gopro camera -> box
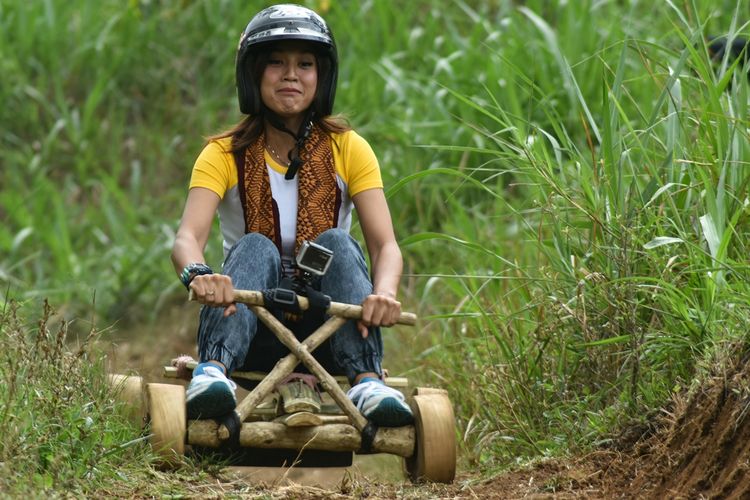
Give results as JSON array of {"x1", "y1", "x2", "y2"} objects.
[{"x1": 295, "y1": 240, "x2": 333, "y2": 277}]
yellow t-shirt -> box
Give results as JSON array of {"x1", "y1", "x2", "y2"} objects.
[{"x1": 189, "y1": 130, "x2": 383, "y2": 261}]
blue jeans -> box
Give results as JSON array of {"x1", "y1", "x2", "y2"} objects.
[{"x1": 197, "y1": 229, "x2": 384, "y2": 384}]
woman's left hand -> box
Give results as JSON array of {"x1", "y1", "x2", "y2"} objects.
[{"x1": 357, "y1": 292, "x2": 402, "y2": 338}]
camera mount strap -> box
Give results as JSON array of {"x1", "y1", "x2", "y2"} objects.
[
  {"x1": 261, "y1": 279, "x2": 331, "y2": 317},
  {"x1": 302, "y1": 284, "x2": 331, "y2": 313},
  {"x1": 262, "y1": 278, "x2": 304, "y2": 315}
]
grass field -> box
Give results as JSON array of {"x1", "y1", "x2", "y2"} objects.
[{"x1": 2, "y1": 0, "x2": 750, "y2": 494}]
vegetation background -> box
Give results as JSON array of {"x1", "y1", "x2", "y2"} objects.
[{"x1": 1, "y1": 0, "x2": 749, "y2": 495}]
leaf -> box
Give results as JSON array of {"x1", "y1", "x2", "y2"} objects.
[
  {"x1": 644, "y1": 182, "x2": 684, "y2": 208},
  {"x1": 643, "y1": 236, "x2": 684, "y2": 250},
  {"x1": 400, "y1": 231, "x2": 520, "y2": 271},
  {"x1": 576, "y1": 335, "x2": 631, "y2": 348},
  {"x1": 519, "y1": 6, "x2": 601, "y2": 143},
  {"x1": 11, "y1": 227, "x2": 34, "y2": 252},
  {"x1": 699, "y1": 213, "x2": 721, "y2": 259},
  {"x1": 386, "y1": 167, "x2": 502, "y2": 200}
]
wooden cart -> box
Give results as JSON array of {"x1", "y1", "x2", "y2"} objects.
[{"x1": 110, "y1": 288, "x2": 456, "y2": 483}]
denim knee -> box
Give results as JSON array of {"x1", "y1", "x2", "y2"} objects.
[
  {"x1": 316, "y1": 229, "x2": 366, "y2": 274},
  {"x1": 226, "y1": 233, "x2": 279, "y2": 264},
  {"x1": 315, "y1": 228, "x2": 359, "y2": 254},
  {"x1": 224, "y1": 233, "x2": 281, "y2": 282}
]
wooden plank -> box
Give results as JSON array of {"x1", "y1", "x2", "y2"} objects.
[
  {"x1": 272, "y1": 413, "x2": 351, "y2": 427},
  {"x1": 273, "y1": 412, "x2": 323, "y2": 427},
  {"x1": 188, "y1": 420, "x2": 415, "y2": 457}
]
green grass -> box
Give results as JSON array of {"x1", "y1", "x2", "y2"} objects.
[
  {"x1": 0, "y1": 298, "x2": 244, "y2": 496},
  {"x1": 2, "y1": 0, "x2": 750, "y2": 490},
  {"x1": 0, "y1": 299, "x2": 146, "y2": 495},
  {"x1": 401, "y1": 0, "x2": 750, "y2": 464}
]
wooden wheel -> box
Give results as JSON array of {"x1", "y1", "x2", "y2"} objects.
[
  {"x1": 108, "y1": 374, "x2": 146, "y2": 427},
  {"x1": 404, "y1": 388, "x2": 456, "y2": 483},
  {"x1": 146, "y1": 383, "x2": 186, "y2": 464}
]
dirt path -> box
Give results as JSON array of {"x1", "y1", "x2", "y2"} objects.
[{"x1": 108, "y1": 305, "x2": 750, "y2": 499}]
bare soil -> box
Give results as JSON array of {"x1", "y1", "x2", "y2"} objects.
[
  {"x1": 109, "y1": 306, "x2": 750, "y2": 499},
  {"x1": 465, "y1": 352, "x2": 750, "y2": 499}
]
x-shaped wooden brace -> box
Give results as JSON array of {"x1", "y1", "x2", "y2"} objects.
[{"x1": 214, "y1": 289, "x2": 417, "y2": 442}]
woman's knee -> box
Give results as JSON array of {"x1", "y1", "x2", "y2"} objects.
[
  {"x1": 315, "y1": 228, "x2": 359, "y2": 255},
  {"x1": 227, "y1": 233, "x2": 280, "y2": 266},
  {"x1": 223, "y1": 233, "x2": 282, "y2": 291},
  {"x1": 234, "y1": 232, "x2": 278, "y2": 252},
  {"x1": 316, "y1": 230, "x2": 370, "y2": 289}
]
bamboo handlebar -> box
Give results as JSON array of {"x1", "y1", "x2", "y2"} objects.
[{"x1": 189, "y1": 288, "x2": 417, "y2": 326}]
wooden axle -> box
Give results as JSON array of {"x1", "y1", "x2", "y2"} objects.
[{"x1": 188, "y1": 420, "x2": 416, "y2": 457}]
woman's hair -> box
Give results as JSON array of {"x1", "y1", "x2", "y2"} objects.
[
  {"x1": 208, "y1": 49, "x2": 350, "y2": 153},
  {"x1": 207, "y1": 114, "x2": 350, "y2": 154}
]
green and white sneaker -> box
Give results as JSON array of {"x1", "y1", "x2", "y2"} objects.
[
  {"x1": 186, "y1": 362, "x2": 237, "y2": 420},
  {"x1": 347, "y1": 377, "x2": 414, "y2": 427}
]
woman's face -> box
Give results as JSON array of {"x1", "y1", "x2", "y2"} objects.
[{"x1": 260, "y1": 42, "x2": 318, "y2": 122}]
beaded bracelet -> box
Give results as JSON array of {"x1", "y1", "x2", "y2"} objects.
[{"x1": 180, "y1": 263, "x2": 214, "y2": 290}]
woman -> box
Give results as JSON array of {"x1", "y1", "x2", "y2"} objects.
[{"x1": 171, "y1": 4, "x2": 413, "y2": 427}]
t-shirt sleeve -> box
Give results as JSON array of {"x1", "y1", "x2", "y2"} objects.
[
  {"x1": 189, "y1": 139, "x2": 234, "y2": 199},
  {"x1": 340, "y1": 131, "x2": 384, "y2": 197}
]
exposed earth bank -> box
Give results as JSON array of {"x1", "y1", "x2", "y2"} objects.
[{"x1": 469, "y1": 351, "x2": 750, "y2": 499}]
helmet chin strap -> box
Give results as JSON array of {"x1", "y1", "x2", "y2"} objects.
[{"x1": 263, "y1": 107, "x2": 315, "y2": 180}]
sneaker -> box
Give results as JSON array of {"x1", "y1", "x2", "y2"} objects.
[
  {"x1": 277, "y1": 378, "x2": 321, "y2": 414},
  {"x1": 186, "y1": 363, "x2": 237, "y2": 420},
  {"x1": 346, "y1": 377, "x2": 414, "y2": 427}
]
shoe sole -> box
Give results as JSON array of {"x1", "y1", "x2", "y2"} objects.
[
  {"x1": 186, "y1": 382, "x2": 236, "y2": 420},
  {"x1": 365, "y1": 397, "x2": 414, "y2": 427}
]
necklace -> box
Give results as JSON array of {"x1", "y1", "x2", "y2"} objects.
[{"x1": 266, "y1": 142, "x2": 290, "y2": 166}]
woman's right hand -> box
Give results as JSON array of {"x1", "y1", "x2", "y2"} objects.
[{"x1": 190, "y1": 273, "x2": 237, "y2": 317}]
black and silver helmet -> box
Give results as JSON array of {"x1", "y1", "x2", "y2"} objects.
[{"x1": 236, "y1": 4, "x2": 338, "y2": 116}]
